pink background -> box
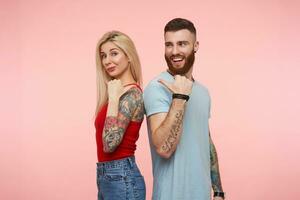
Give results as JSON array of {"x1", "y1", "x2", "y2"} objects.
[{"x1": 1, "y1": 0, "x2": 300, "y2": 199}]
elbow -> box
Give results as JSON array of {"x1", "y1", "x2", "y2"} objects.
[
  {"x1": 103, "y1": 146, "x2": 117, "y2": 153},
  {"x1": 155, "y1": 146, "x2": 173, "y2": 159},
  {"x1": 152, "y1": 132, "x2": 175, "y2": 159}
]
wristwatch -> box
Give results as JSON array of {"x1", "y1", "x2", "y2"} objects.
[
  {"x1": 214, "y1": 191, "x2": 225, "y2": 199},
  {"x1": 172, "y1": 93, "x2": 190, "y2": 101}
]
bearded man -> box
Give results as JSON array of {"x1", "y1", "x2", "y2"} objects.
[{"x1": 144, "y1": 18, "x2": 225, "y2": 200}]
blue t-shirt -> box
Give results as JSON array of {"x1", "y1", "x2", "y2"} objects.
[{"x1": 144, "y1": 71, "x2": 212, "y2": 200}]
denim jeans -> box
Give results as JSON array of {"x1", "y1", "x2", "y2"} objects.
[{"x1": 96, "y1": 156, "x2": 146, "y2": 200}]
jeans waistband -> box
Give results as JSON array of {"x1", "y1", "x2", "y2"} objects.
[{"x1": 97, "y1": 156, "x2": 135, "y2": 169}]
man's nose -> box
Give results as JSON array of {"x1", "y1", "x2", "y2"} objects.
[{"x1": 171, "y1": 45, "x2": 179, "y2": 55}]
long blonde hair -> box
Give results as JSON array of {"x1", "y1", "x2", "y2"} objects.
[{"x1": 95, "y1": 31, "x2": 142, "y2": 115}]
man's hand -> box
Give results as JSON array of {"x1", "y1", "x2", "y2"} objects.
[{"x1": 158, "y1": 75, "x2": 193, "y2": 95}]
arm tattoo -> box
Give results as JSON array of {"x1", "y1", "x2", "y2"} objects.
[
  {"x1": 161, "y1": 110, "x2": 184, "y2": 152},
  {"x1": 210, "y1": 138, "x2": 223, "y2": 192},
  {"x1": 102, "y1": 116, "x2": 127, "y2": 152},
  {"x1": 102, "y1": 88, "x2": 143, "y2": 153}
]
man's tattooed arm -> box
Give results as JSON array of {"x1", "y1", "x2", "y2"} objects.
[
  {"x1": 209, "y1": 135, "x2": 224, "y2": 193},
  {"x1": 149, "y1": 99, "x2": 186, "y2": 159},
  {"x1": 102, "y1": 88, "x2": 143, "y2": 153}
]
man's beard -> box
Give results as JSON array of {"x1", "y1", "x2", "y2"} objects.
[{"x1": 165, "y1": 51, "x2": 195, "y2": 75}]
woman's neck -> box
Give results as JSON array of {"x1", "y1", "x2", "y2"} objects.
[{"x1": 118, "y1": 70, "x2": 136, "y2": 86}]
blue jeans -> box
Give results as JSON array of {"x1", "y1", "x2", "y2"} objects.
[{"x1": 96, "y1": 156, "x2": 146, "y2": 200}]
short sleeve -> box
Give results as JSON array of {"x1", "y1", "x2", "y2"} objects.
[{"x1": 143, "y1": 80, "x2": 171, "y2": 117}]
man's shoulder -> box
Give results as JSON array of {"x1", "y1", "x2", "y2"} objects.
[
  {"x1": 144, "y1": 71, "x2": 170, "y2": 91},
  {"x1": 193, "y1": 80, "x2": 210, "y2": 94},
  {"x1": 143, "y1": 72, "x2": 172, "y2": 115}
]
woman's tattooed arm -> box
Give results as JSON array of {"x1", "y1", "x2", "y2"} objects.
[{"x1": 102, "y1": 88, "x2": 143, "y2": 153}]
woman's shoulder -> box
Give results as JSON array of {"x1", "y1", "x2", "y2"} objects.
[{"x1": 121, "y1": 86, "x2": 143, "y2": 102}]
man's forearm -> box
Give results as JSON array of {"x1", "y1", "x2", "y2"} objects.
[
  {"x1": 153, "y1": 99, "x2": 186, "y2": 158},
  {"x1": 210, "y1": 139, "x2": 223, "y2": 192}
]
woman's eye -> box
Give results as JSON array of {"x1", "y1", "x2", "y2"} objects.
[
  {"x1": 111, "y1": 52, "x2": 118, "y2": 56},
  {"x1": 100, "y1": 54, "x2": 106, "y2": 59}
]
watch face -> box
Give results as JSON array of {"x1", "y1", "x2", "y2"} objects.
[{"x1": 214, "y1": 192, "x2": 225, "y2": 198}]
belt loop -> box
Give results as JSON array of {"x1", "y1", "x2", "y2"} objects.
[
  {"x1": 97, "y1": 164, "x2": 104, "y2": 176},
  {"x1": 99, "y1": 167, "x2": 102, "y2": 175},
  {"x1": 127, "y1": 157, "x2": 134, "y2": 168}
]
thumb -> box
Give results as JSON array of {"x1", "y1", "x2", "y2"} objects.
[{"x1": 158, "y1": 79, "x2": 173, "y2": 92}]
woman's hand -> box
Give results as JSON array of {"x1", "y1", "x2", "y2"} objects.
[{"x1": 107, "y1": 79, "x2": 125, "y2": 101}]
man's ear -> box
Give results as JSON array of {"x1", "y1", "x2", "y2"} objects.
[{"x1": 194, "y1": 41, "x2": 199, "y2": 53}]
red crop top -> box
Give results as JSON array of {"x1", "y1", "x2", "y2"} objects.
[{"x1": 95, "y1": 84, "x2": 143, "y2": 162}]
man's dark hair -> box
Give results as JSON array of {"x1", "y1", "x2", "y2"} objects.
[{"x1": 164, "y1": 18, "x2": 196, "y2": 35}]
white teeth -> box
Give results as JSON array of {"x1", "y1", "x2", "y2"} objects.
[{"x1": 172, "y1": 58, "x2": 183, "y2": 62}]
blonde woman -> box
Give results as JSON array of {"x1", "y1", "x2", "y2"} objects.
[{"x1": 94, "y1": 31, "x2": 145, "y2": 200}]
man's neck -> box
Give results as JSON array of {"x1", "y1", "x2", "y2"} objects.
[
  {"x1": 167, "y1": 68, "x2": 194, "y2": 81},
  {"x1": 185, "y1": 68, "x2": 193, "y2": 80}
]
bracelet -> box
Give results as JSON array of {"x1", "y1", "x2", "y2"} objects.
[
  {"x1": 213, "y1": 191, "x2": 225, "y2": 198},
  {"x1": 172, "y1": 93, "x2": 190, "y2": 101}
]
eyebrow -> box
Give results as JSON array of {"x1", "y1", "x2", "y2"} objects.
[
  {"x1": 165, "y1": 41, "x2": 189, "y2": 45},
  {"x1": 100, "y1": 48, "x2": 119, "y2": 54},
  {"x1": 177, "y1": 41, "x2": 189, "y2": 44}
]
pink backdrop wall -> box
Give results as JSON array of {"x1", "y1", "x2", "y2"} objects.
[{"x1": 1, "y1": 0, "x2": 299, "y2": 199}]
